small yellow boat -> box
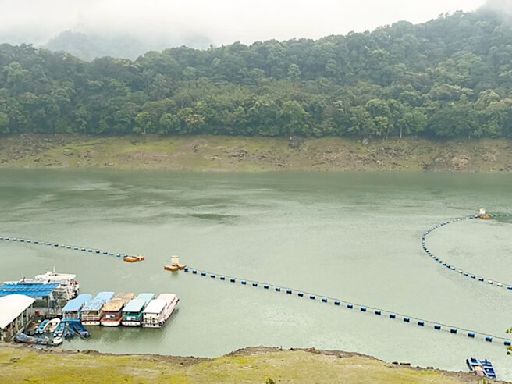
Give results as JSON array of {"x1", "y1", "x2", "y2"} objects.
[
  {"x1": 164, "y1": 255, "x2": 186, "y2": 272},
  {"x1": 123, "y1": 255, "x2": 145, "y2": 263},
  {"x1": 476, "y1": 208, "x2": 492, "y2": 220}
]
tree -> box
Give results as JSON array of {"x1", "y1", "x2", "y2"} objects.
[
  {"x1": 0, "y1": 112, "x2": 9, "y2": 134},
  {"x1": 134, "y1": 112, "x2": 151, "y2": 135}
]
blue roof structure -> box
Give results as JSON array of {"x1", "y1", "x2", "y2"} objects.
[
  {"x1": 81, "y1": 292, "x2": 115, "y2": 312},
  {"x1": 123, "y1": 293, "x2": 155, "y2": 313},
  {"x1": 62, "y1": 294, "x2": 92, "y2": 313},
  {"x1": 0, "y1": 283, "x2": 59, "y2": 298}
]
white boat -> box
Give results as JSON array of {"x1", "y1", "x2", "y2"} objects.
[
  {"x1": 143, "y1": 294, "x2": 179, "y2": 328},
  {"x1": 33, "y1": 271, "x2": 80, "y2": 301},
  {"x1": 47, "y1": 318, "x2": 61, "y2": 333}
]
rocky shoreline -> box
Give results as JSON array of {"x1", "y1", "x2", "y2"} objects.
[{"x1": 0, "y1": 134, "x2": 511, "y2": 172}]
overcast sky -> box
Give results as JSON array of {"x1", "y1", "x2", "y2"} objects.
[{"x1": 0, "y1": 0, "x2": 489, "y2": 45}]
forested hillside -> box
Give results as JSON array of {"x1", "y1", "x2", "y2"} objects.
[{"x1": 1, "y1": 10, "x2": 512, "y2": 139}]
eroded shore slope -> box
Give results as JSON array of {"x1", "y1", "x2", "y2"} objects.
[{"x1": 0, "y1": 135, "x2": 511, "y2": 172}]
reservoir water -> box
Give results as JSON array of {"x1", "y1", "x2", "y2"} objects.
[{"x1": 0, "y1": 170, "x2": 511, "y2": 379}]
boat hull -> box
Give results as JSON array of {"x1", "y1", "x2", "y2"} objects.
[
  {"x1": 121, "y1": 321, "x2": 142, "y2": 327},
  {"x1": 82, "y1": 321, "x2": 101, "y2": 326},
  {"x1": 101, "y1": 321, "x2": 121, "y2": 327}
]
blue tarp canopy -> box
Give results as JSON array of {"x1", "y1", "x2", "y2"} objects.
[
  {"x1": 62, "y1": 294, "x2": 92, "y2": 313},
  {"x1": 123, "y1": 294, "x2": 154, "y2": 313},
  {"x1": 0, "y1": 283, "x2": 59, "y2": 298}
]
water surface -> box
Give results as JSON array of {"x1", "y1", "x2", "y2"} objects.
[{"x1": 0, "y1": 170, "x2": 511, "y2": 379}]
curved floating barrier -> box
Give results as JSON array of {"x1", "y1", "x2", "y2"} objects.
[
  {"x1": 182, "y1": 266, "x2": 512, "y2": 348},
  {"x1": 421, "y1": 215, "x2": 512, "y2": 291}
]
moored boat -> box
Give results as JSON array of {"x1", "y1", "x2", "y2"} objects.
[
  {"x1": 123, "y1": 255, "x2": 145, "y2": 263},
  {"x1": 121, "y1": 293, "x2": 155, "y2": 326},
  {"x1": 100, "y1": 293, "x2": 135, "y2": 327},
  {"x1": 164, "y1": 255, "x2": 186, "y2": 272},
  {"x1": 467, "y1": 357, "x2": 497, "y2": 379},
  {"x1": 80, "y1": 292, "x2": 115, "y2": 325},
  {"x1": 143, "y1": 294, "x2": 179, "y2": 328},
  {"x1": 47, "y1": 318, "x2": 61, "y2": 333},
  {"x1": 62, "y1": 294, "x2": 92, "y2": 320}
]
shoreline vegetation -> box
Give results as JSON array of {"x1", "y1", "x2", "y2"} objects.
[
  {"x1": 0, "y1": 134, "x2": 511, "y2": 172},
  {"x1": 0, "y1": 345, "x2": 501, "y2": 383}
]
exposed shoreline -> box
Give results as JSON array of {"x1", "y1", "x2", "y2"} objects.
[
  {"x1": 0, "y1": 344, "x2": 505, "y2": 383},
  {"x1": 1, "y1": 134, "x2": 511, "y2": 172}
]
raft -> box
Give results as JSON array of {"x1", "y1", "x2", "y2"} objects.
[{"x1": 123, "y1": 255, "x2": 145, "y2": 263}]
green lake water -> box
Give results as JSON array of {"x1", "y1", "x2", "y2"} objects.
[{"x1": 0, "y1": 170, "x2": 511, "y2": 379}]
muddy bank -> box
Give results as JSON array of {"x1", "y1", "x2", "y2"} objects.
[{"x1": 1, "y1": 134, "x2": 511, "y2": 172}]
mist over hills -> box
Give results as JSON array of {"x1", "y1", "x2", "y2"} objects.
[{"x1": 44, "y1": 30, "x2": 212, "y2": 61}]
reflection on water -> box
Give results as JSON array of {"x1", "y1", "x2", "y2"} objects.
[{"x1": 0, "y1": 170, "x2": 511, "y2": 379}]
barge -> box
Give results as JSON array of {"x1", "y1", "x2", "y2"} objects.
[
  {"x1": 100, "y1": 293, "x2": 135, "y2": 327},
  {"x1": 121, "y1": 293, "x2": 155, "y2": 327},
  {"x1": 143, "y1": 294, "x2": 179, "y2": 328},
  {"x1": 80, "y1": 292, "x2": 115, "y2": 325}
]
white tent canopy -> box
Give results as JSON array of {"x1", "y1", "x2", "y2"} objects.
[{"x1": 0, "y1": 294, "x2": 35, "y2": 329}]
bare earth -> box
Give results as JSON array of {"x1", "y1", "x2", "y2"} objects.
[
  {"x1": 0, "y1": 345, "x2": 504, "y2": 384},
  {"x1": 0, "y1": 135, "x2": 511, "y2": 172}
]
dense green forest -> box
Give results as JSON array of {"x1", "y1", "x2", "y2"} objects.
[{"x1": 1, "y1": 10, "x2": 512, "y2": 139}]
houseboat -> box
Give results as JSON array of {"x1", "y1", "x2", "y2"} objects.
[
  {"x1": 121, "y1": 293, "x2": 155, "y2": 327},
  {"x1": 62, "y1": 294, "x2": 92, "y2": 320},
  {"x1": 143, "y1": 294, "x2": 179, "y2": 328},
  {"x1": 80, "y1": 292, "x2": 115, "y2": 325},
  {"x1": 100, "y1": 293, "x2": 134, "y2": 327},
  {"x1": 33, "y1": 271, "x2": 80, "y2": 301}
]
